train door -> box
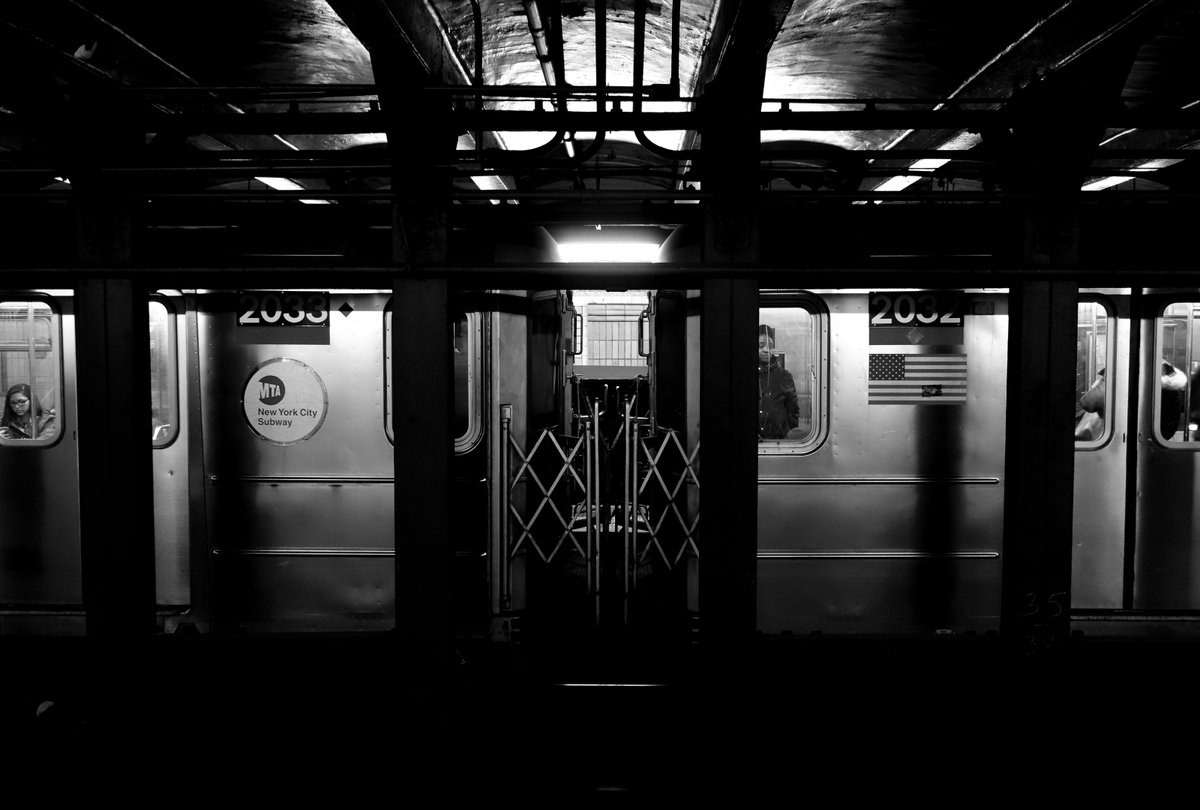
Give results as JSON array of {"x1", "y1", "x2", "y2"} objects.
[
  {"x1": 498, "y1": 288, "x2": 697, "y2": 641},
  {"x1": 1072, "y1": 290, "x2": 1200, "y2": 632},
  {"x1": 195, "y1": 289, "x2": 394, "y2": 633},
  {"x1": 1137, "y1": 296, "x2": 1200, "y2": 610},
  {"x1": 150, "y1": 292, "x2": 192, "y2": 630},
  {"x1": 449, "y1": 305, "x2": 489, "y2": 635},
  {"x1": 0, "y1": 293, "x2": 80, "y2": 634},
  {"x1": 756, "y1": 289, "x2": 1009, "y2": 636},
  {"x1": 1071, "y1": 295, "x2": 1127, "y2": 609}
]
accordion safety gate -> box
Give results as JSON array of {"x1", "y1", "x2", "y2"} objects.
[{"x1": 500, "y1": 394, "x2": 699, "y2": 633}]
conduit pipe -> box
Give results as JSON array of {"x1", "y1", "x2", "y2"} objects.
[
  {"x1": 524, "y1": 0, "x2": 576, "y2": 159},
  {"x1": 633, "y1": 0, "x2": 692, "y2": 160}
]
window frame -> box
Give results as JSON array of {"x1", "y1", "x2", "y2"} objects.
[
  {"x1": 0, "y1": 293, "x2": 64, "y2": 449},
  {"x1": 384, "y1": 304, "x2": 484, "y2": 455},
  {"x1": 1074, "y1": 295, "x2": 1116, "y2": 451},
  {"x1": 1153, "y1": 298, "x2": 1200, "y2": 449},
  {"x1": 757, "y1": 290, "x2": 829, "y2": 456},
  {"x1": 149, "y1": 293, "x2": 181, "y2": 449}
]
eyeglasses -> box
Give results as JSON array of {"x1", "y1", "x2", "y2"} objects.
[{"x1": 10, "y1": 398, "x2": 29, "y2": 406}]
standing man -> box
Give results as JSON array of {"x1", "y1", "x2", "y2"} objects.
[{"x1": 758, "y1": 324, "x2": 800, "y2": 439}]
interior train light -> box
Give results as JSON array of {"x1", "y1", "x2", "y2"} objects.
[{"x1": 557, "y1": 242, "x2": 660, "y2": 263}]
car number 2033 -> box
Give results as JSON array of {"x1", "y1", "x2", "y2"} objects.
[{"x1": 237, "y1": 291, "x2": 330, "y2": 327}]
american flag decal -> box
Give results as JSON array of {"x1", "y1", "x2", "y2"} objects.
[{"x1": 868, "y1": 353, "x2": 968, "y2": 404}]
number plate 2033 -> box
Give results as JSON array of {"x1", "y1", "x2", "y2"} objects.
[{"x1": 237, "y1": 291, "x2": 330, "y2": 328}]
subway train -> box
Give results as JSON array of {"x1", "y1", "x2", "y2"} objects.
[{"x1": 4, "y1": 276, "x2": 1200, "y2": 644}]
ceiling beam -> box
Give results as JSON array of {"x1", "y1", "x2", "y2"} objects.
[
  {"x1": 326, "y1": 0, "x2": 515, "y2": 191},
  {"x1": 871, "y1": 0, "x2": 1194, "y2": 188},
  {"x1": 325, "y1": 0, "x2": 475, "y2": 88},
  {"x1": 680, "y1": 0, "x2": 794, "y2": 158}
]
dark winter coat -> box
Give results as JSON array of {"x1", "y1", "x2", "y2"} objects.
[{"x1": 758, "y1": 360, "x2": 800, "y2": 439}]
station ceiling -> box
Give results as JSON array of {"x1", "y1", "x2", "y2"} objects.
[{"x1": 1, "y1": 1, "x2": 1198, "y2": 267}]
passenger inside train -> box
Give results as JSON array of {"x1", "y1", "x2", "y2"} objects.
[
  {"x1": 757, "y1": 324, "x2": 800, "y2": 440},
  {"x1": 1075, "y1": 368, "x2": 1105, "y2": 441},
  {"x1": 1161, "y1": 361, "x2": 1188, "y2": 439},
  {"x1": 0, "y1": 382, "x2": 56, "y2": 441}
]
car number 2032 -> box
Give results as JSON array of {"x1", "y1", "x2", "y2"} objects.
[
  {"x1": 869, "y1": 291, "x2": 963, "y2": 326},
  {"x1": 237, "y1": 291, "x2": 330, "y2": 327}
]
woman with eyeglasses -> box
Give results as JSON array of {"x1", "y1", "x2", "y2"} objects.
[{"x1": 0, "y1": 383, "x2": 57, "y2": 440}]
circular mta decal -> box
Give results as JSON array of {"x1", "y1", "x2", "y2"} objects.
[{"x1": 242, "y1": 358, "x2": 329, "y2": 445}]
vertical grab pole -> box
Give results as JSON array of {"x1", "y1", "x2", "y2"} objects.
[
  {"x1": 500, "y1": 405, "x2": 512, "y2": 612},
  {"x1": 630, "y1": 400, "x2": 640, "y2": 596},
  {"x1": 592, "y1": 398, "x2": 603, "y2": 626},
  {"x1": 623, "y1": 396, "x2": 634, "y2": 625},
  {"x1": 584, "y1": 403, "x2": 595, "y2": 605}
]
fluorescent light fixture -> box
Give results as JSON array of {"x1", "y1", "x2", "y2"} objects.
[
  {"x1": 1134, "y1": 158, "x2": 1183, "y2": 171},
  {"x1": 557, "y1": 241, "x2": 660, "y2": 263},
  {"x1": 1082, "y1": 158, "x2": 1184, "y2": 191},
  {"x1": 873, "y1": 158, "x2": 952, "y2": 194},
  {"x1": 874, "y1": 174, "x2": 923, "y2": 193},
  {"x1": 254, "y1": 176, "x2": 332, "y2": 204},
  {"x1": 1081, "y1": 175, "x2": 1134, "y2": 191},
  {"x1": 470, "y1": 173, "x2": 508, "y2": 204}
]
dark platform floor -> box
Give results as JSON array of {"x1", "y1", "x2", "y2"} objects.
[{"x1": 4, "y1": 632, "x2": 1198, "y2": 799}]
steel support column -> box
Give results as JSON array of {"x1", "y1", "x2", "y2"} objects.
[
  {"x1": 76, "y1": 277, "x2": 156, "y2": 639},
  {"x1": 1002, "y1": 280, "x2": 1078, "y2": 653},
  {"x1": 699, "y1": 279, "x2": 759, "y2": 648},
  {"x1": 374, "y1": 48, "x2": 455, "y2": 683},
  {"x1": 72, "y1": 80, "x2": 155, "y2": 641},
  {"x1": 393, "y1": 277, "x2": 452, "y2": 658}
]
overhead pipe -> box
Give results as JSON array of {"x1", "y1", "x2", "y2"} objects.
[
  {"x1": 479, "y1": 130, "x2": 607, "y2": 167},
  {"x1": 523, "y1": 0, "x2": 576, "y2": 159},
  {"x1": 468, "y1": 0, "x2": 483, "y2": 154},
  {"x1": 633, "y1": 0, "x2": 692, "y2": 160},
  {"x1": 671, "y1": 0, "x2": 680, "y2": 97},
  {"x1": 633, "y1": 0, "x2": 644, "y2": 106},
  {"x1": 596, "y1": 0, "x2": 605, "y2": 113}
]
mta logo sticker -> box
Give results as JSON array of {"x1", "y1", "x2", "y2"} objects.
[
  {"x1": 242, "y1": 358, "x2": 328, "y2": 445},
  {"x1": 258, "y1": 375, "x2": 286, "y2": 405}
]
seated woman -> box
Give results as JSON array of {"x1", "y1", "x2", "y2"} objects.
[
  {"x1": 1161, "y1": 361, "x2": 1188, "y2": 439},
  {"x1": 1075, "y1": 368, "x2": 1105, "y2": 441},
  {"x1": 0, "y1": 383, "x2": 57, "y2": 440}
]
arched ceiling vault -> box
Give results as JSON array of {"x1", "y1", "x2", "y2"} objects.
[{"x1": 0, "y1": 0, "x2": 1197, "y2": 262}]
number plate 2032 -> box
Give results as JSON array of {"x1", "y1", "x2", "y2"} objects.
[
  {"x1": 868, "y1": 290, "x2": 965, "y2": 347},
  {"x1": 237, "y1": 291, "x2": 330, "y2": 328}
]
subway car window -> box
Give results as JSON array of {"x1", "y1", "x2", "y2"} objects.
[
  {"x1": 757, "y1": 303, "x2": 822, "y2": 447},
  {"x1": 1074, "y1": 301, "x2": 1111, "y2": 445},
  {"x1": 149, "y1": 298, "x2": 178, "y2": 447},
  {"x1": 1157, "y1": 302, "x2": 1199, "y2": 444},
  {"x1": 385, "y1": 308, "x2": 481, "y2": 452},
  {"x1": 0, "y1": 299, "x2": 61, "y2": 445}
]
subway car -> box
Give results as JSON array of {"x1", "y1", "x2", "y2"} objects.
[{"x1": 5, "y1": 274, "x2": 1200, "y2": 646}]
